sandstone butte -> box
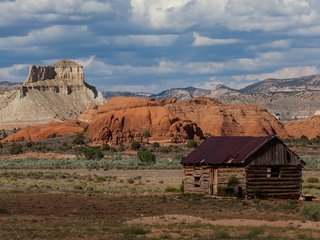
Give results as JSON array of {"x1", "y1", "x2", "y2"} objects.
[
  {"x1": 3, "y1": 96, "x2": 289, "y2": 144},
  {"x1": 284, "y1": 116, "x2": 320, "y2": 139},
  {"x1": 0, "y1": 60, "x2": 104, "y2": 129}
]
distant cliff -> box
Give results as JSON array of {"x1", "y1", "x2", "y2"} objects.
[{"x1": 0, "y1": 60, "x2": 104, "y2": 129}]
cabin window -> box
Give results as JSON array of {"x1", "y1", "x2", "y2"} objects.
[
  {"x1": 267, "y1": 167, "x2": 281, "y2": 178},
  {"x1": 287, "y1": 151, "x2": 291, "y2": 164},
  {"x1": 194, "y1": 176, "x2": 201, "y2": 187}
]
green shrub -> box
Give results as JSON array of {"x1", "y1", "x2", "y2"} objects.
[
  {"x1": 142, "y1": 130, "x2": 151, "y2": 138},
  {"x1": 25, "y1": 141, "x2": 34, "y2": 148},
  {"x1": 138, "y1": 149, "x2": 156, "y2": 165},
  {"x1": 76, "y1": 146, "x2": 104, "y2": 160},
  {"x1": 300, "y1": 203, "x2": 320, "y2": 221},
  {"x1": 118, "y1": 144, "x2": 125, "y2": 152},
  {"x1": 0, "y1": 142, "x2": 3, "y2": 148},
  {"x1": 186, "y1": 139, "x2": 197, "y2": 148},
  {"x1": 152, "y1": 142, "x2": 160, "y2": 148},
  {"x1": 102, "y1": 144, "x2": 110, "y2": 151},
  {"x1": 9, "y1": 143, "x2": 23, "y2": 155},
  {"x1": 131, "y1": 141, "x2": 141, "y2": 150},
  {"x1": 72, "y1": 133, "x2": 85, "y2": 145},
  {"x1": 306, "y1": 177, "x2": 319, "y2": 183},
  {"x1": 227, "y1": 176, "x2": 239, "y2": 187},
  {"x1": 252, "y1": 188, "x2": 263, "y2": 199}
]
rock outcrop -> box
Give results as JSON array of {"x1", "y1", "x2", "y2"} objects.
[
  {"x1": 284, "y1": 116, "x2": 320, "y2": 139},
  {"x1": 85, "y1": 97, "x2": 204, "y2": 145},
  {"x1": 84, "y1": 96, "x2": 288, "y2": 145},
  {"x1": 3, "y1": 96, "x2": 289, "y2": 144},
  {"x1": 2, "y1": 120, "x2": 85, "y2": 142},
  {"x1": 0, "y1": 60, "x2": 104, "y2": 129}
]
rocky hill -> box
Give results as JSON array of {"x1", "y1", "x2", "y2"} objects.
[
  {"x1": 4, "y1": 96, "x2": 289, "y2": 144},
  {"x1": 0, "y1": 60, "x2": 104, "y2": 129},
  {"x1": 0, "y1": 81, "x2": 21, "y2": 93},
  {"x1": 284, "y1": 116, "x2": 320, "y2": 139},
  {"x1": 240, "y1": 74, "x2": 320, "y2": 93},
  {"x1": 102, "y1": 74, "x2": 320, "y2": 120}
]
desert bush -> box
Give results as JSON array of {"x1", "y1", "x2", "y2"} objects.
[
  {"x1": 186, "y1": 139, "x2": 197, "y2": 148},
  {"x1": 300, "y1": 203, "x2": 320, "y2": 221},
  {"x1": 9, "y1": 143, "x2": 23, "y2": 155},
  {"x1": 306, "y1": 177, "x2": 319, "y2": 183},
  {"x1": 25, "y1": 141, "x2": 34, "y2": 148},
  {"x1": 142, "y1": 130, "x2": 151, "y2": 138},
  {"x1": 131, "y1": 141, "x2": 141, "y2": 150},
  {"x1": 227, "y1": 176, "x2": 239, "y2": 187},
  {"x1": 138, "y1": 149, "x2": 156, "y2": 165},
  {"x1": 76, "y1": 146, "x2": 104, "y2": 160},
  {"x1": 152, "y1": 142, "x2": 160, "y2": 148},
  {"x1": 72, "y1": 133, "x2": 85, "y2": 145},
  {"x1": 252, "y1": 187, "x2": 263, "y2": 199},
  {"x1": 118, "y1": 144, "x2": 125, "y2": 152},
  {"x1": 102, "y1": 144, "x2": 110, "y2": 151}
]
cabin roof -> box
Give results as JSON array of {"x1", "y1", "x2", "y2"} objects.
[{"x1": 182, "y1": 136, "x2": 276, "y2": 165}]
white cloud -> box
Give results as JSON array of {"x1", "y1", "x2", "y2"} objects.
[
  {"x1": 0, "y1": 64, "x2": 28, "y2": 82},
  {"x1": 99, "y1": 34, "x2": 178, "y2": 47},
  {"x1": 0, "y1": 0, "x2": 112, "y2": 26},
  {"x1": 0, "y1": 25, "x2": 89, "y2": 49},
  {"x1": 233, "y1": 66, "x2": 319, "y2": 82},
  {"x1": 130, "y1": 0, "x2": 319, "y2": 32},
  {"x1": 247, "y1": 39, "x2": 291, "y2": 51},
  {"x1": 192, "y1": 32, "x2": 239, "y2": 46}
]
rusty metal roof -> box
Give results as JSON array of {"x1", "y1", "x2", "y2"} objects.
[{"x1": 181, "y1": 136, "x2": 274, "y2": 165}]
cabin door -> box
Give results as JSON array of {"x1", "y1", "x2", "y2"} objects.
[{"x1": 209, "y1": 169, "x2": 214, "y2": 195}]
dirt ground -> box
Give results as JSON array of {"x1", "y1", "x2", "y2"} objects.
[
  {"x1": 0, "y1": 191, "x2": 319, "y2": 239},
  {"x1": 0, "y1": 169, "x2": 318, "y2": 239}
]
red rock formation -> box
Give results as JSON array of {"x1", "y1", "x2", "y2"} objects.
[
  {"x1": 166, "y1": 97, "x2": 288, "y2": 137},
  {"x1": 3, "y1": 96, "x2": 289, "y2": 144},
  {"x1": 85, "y1": 97, "x2": 203, "y2": 145},
  {"x1": 84, "y1": 96, "x2": 288, "y2": 145},
  {"x1": 284, "y1": 116, "x2": 320, "y2": 139},
  {"x1": 2, "y1": 120, "x2": 85, "y2": 142}
]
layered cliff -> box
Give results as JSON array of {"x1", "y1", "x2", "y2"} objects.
[{"x1": 0, "y1": 60, "x2": 104, "y2": 128}]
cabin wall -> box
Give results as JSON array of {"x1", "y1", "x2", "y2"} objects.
[
  {"x1": 214, "y1": 168, "x2": 246, "y2": 195},
  {"x1": 246, "y1": 165, "x2": 302, "y2": 199},
  {"x1": 183, "y1": 166, "x2": 211, "y2": 194},
  {"x1": 249, "y1": 138, "x2": 300, "y2": 166}
]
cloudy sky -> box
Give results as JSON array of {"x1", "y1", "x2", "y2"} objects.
[{"x1": 1, "y1": 0, "x2": 320, "y2": 92}]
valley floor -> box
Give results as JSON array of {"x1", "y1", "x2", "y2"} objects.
[{"x1": 0, "y1": 169, "x2": 319, "y2": 239}]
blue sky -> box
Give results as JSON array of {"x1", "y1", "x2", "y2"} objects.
[{"x1": 1, "y1": 0, "x2": 320, "y2": 93}]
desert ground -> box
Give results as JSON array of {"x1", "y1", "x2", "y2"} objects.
[{"x1": 0, "y1": 168, "x2": 319, "y2": 239}]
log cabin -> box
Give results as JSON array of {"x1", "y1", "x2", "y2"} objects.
[{"x1": 181, "y1": 136, "x2": 305, "y2": 199}]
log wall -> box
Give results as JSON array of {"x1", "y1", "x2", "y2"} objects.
[
  {"x1": 214, "y1": 168, "x2": 246, "y2": 195},
  {"x1": 246, "y1": 165, "x2": 302, "y2": 199},
  {"x1": 183, "y1": 166, "x2": 211, "y2": 194}
]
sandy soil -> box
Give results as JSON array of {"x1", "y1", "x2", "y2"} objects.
[{"x1": 127, "y1": 214, "x2": 320, "y2": 229}]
